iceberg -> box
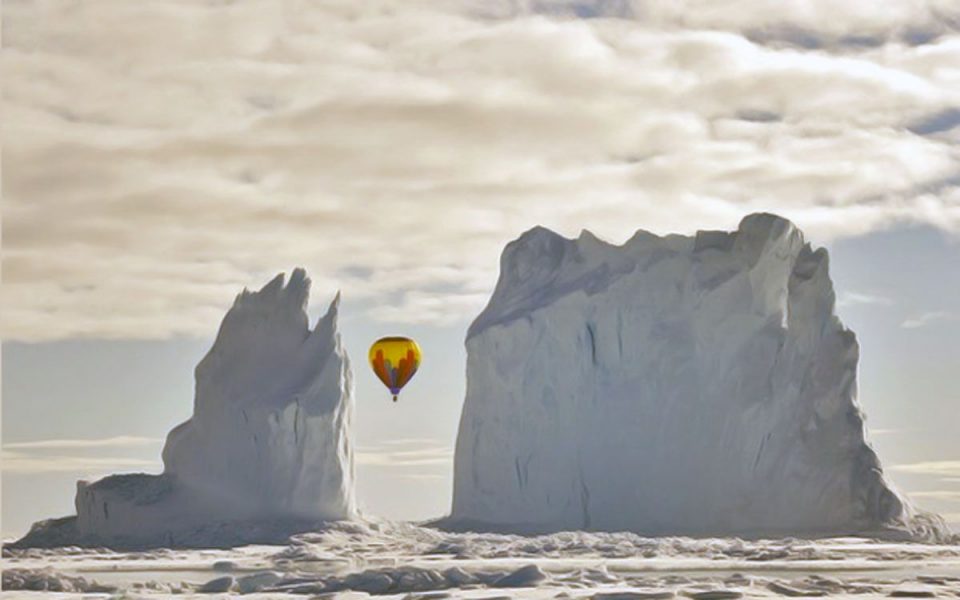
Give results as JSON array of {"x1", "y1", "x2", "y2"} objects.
[
  {"x1": 450, "y1": 213, "x2": 947, "y2": 540},
  {"x1": 13, "y1": 269, "x2": 356, "y2": 548}
]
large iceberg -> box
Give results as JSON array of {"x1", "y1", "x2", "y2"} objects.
[
  {"x1": 450, "y1": 213, "x2": 946, "y2": 540},
  {"x1": 13, "y1": 269, "x2": 356, "y2": 548}
]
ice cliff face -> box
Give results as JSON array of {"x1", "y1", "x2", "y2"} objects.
[
  {"x1": 451, "y1": 213, "x2": 940, "y2": 539},
  {"x1": 16, "y1": 269, "x2": 355, "y2": 548}
]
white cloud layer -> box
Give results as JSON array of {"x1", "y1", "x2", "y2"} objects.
[
  {"x1": 1, "y1": 450, "x2": 159, "y2": 474},
  {"x1": 901, "y1": 310, "x2": 957, "y2": 329},
  {"x1": 2, "y1": 436, "x2": 164, "y2": 474},
  {"x1": 892, "y1": 460, "x2": 960, "y2": 477},
  {"x1": 836, "y1": 291, "x2": 895, "y2": 308},
  {"x1": 3, "y1": 0, "x2": 959, "y2": 340},
  {"x1": 3, "y1": 436, "x2": 162, "y2": 450},
  {"x1": 907, "y1": 490, "x2": 960, "y2": 501},
  {"x1": 357, "y1": 443, "x2": 454, "y2": 468}
]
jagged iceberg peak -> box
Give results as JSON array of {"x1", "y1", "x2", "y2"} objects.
[
  {"x1": 190, "y1": 268, "x2": 344, "y2": 415},
  {"x1": 163, "y1": 268, "x2": 355, "y2": 521},
  {"x1": 470, "y1": 213, "x2": 807, "y2": 338},
  {"x1": 452, "y1": 213, "x2": 948, "y2": 540}
]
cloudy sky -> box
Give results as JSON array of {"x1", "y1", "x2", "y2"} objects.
[{"x1": 2, "y1": 0, "x2": 959, "y2": 536}]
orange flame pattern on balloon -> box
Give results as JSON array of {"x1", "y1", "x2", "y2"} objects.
[{"x1": 368, "y1": 336, "x2": 422, "y2": 402}]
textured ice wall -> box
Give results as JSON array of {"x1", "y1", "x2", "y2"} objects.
[
  {"x1": 15, "y1": 269, "x2": 355, "y2": 548},
  {"x1": 160, "y1": 268, "x2": 355, "y2": 522},
  {"x1": 451, "y1": 213, "x2": 942, "y2": 539}
]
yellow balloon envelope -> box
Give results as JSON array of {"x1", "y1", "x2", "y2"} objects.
[{"x1": 369, "y1": 336, "x2": 422, "y2": 402}]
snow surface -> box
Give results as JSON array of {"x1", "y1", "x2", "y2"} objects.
[
  {"x1": 3, "y1": 521, "x2": 960, "y2": 597},
  {"x1": 11, "y1": 269, "x2": 355, "y2": 549},
  {"x1": 451, "y1": 213, "x2": 946, "y2": 540}
]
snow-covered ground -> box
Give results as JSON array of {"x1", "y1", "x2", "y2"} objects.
[{"x1": 4, "y1": 521, "x2": 959, "y2": 597}]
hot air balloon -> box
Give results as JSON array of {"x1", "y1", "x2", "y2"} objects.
[{"x1": 369, "y1": 336, "x2": 422, "y2": 402}]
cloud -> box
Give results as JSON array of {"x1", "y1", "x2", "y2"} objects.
[
  {"x1": 2, "y1": 436, "x2": 163, "y2": 474},
  {"x1": 867, "y1": 427, "x2": 900, "y2": 436},
  {"x1": 907, "y1": 490, "x2": 960, "y2": 501},
  {"x1": 475, "y1": 0, "x2": 960, "y2": 49},
  {"x1": 891, "y1": 460, "x2": 960, "y2": 477},
  {"x1": 2, "y1": 450, "x2": 159, "y2": 474},
  {"x1": 3, "y1": 436, "x2": 162, "y2": 450},
  {"x1": 356, "y1": 444, "x2": 454, "y2": 467},
  {"x1": 374, "y1": 438, "x2": 455, "y2": 447},
  {"x1": 901, "y1": 311, "x2": 957, "y2": 329},
  {"x1": 2, "y1": 0, "x2": 959, "y2": 341},
  {"x1": 836, "y1": 291, "x2": 895, "y2": 308},
  {"x1": 370, "y1": 291, "x2": 490, "y2": 326}
]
